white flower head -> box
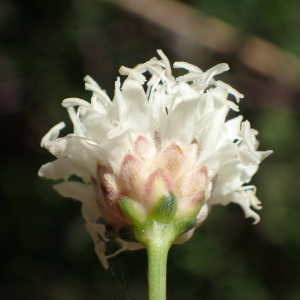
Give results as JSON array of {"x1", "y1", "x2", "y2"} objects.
[{"x1": 39, "y1": 50, "x2": 272, "y2": 269}]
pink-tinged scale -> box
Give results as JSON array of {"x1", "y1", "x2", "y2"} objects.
[
  {"x1": 119, "y1": 153, "x2": 147, "y2": 199},
  {"x1": 175, "y1": 166, "x2": 208, "y2": 218},
  {"x1": 158, "y1": 141, "x2": 186, "y2": 178},
  {"x1": 133, "y1": 135, "x2": 156, "y2": 159}
]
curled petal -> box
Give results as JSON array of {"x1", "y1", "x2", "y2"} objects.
[
  {"x1": 119, "y1": 66, "x2": 146, "y2": 84},
  {"x1": 84, "y1": 76, "x2": 112, "y2": 106},
  {"x1": 173, "y1": 61, "x2": 203, "y2": 73},
  {"x1": 203, "y1": 63, "x2": 229, "y2": 82},
  {"x1": 62, "y1": 98, "x2": 90, "y2": 108},
  {"x1": 215, "y1": 80, "x2": 244, "y2": 103},
  {"x1": 41, "y1": 122, "x2": 65, "y2": 148},
  {"x1": 157, "y1": 49, "x2": 172, "y2": 80}
]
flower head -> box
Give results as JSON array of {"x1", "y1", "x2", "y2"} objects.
[{"x1": 39, "y1": 50, "x2": 272, "y2": 269}]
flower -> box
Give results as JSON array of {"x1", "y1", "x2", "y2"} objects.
[{"x1": 38, "y1": 50, "x2": 272, "y2": 269}]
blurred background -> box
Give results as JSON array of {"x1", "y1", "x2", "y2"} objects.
[{"x1": 1, "y1": 0, "x2": 300, "y2": 299}]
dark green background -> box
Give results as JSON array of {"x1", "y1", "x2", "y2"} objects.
[{"x1": 1, "y1": 0, "x2": 300, "y2": 299}]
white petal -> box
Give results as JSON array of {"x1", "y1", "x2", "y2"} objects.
[
  {"x1": 203, "y1": 143, "x2": 238, "y2": 175},
  {"x1": 67, "y1": 107, "x2": 87, "y2": 137},
  {"x1": 102, "y1": 130, "x2": 133, "y2": 169},
  {"x1": 157, "y1": 49, "x2": 172, "y2": 80},
  {"x1": 210, "y1": 86, "x2": 239, "y2": 112},
  {"x1": 237, "y1": 148, "x2": 261, "y2": 165},
  {"x1": 121, "y1": 78, "x2": 151, "y2": 133},
  {"x1": 84, "y1": 76, "x2": 112, "y2": 111},
  {"x1": 84, "y1": 75, "x2": 100, "y2": 88},
  {"x1": 176, "y1": 73, "x2": 203, "y2": 82},
  {"x1": 80, "y1": 108, "x2": 114, "y2": 145},
  {"x1": 84, "y1": 79, "x2": 111, "y2": 105},
  {"x1": 107, "y1": 121, "x2": 131, "y2": 140},
  {"x1": 54, "y1": 181, "x2": 96, "y2": 202},
  {"x1": 44, "y1": 139, "x2": 68, "y2": 158},
  {"x1": 242, "y1": 121, "x2": 256, "y2": 151},
  {"x1": 259, "y1": 150, "x2": 273, "y2": 161},
  {"x1": 213, "y1": 163, "x2": 258, "y2": 197},
  {"x1": 202, "y1": 92, "x2": 214, "y2": 115},
  {"x1": 61, "y1": 136, "x2": 106, "y2": 176},
  {"x1": 203, "y1": 63, "x2": 229, "y2": 81},
  {"x1": 215, "y1": 80, "x2": 244, "y2": 103},
  {"x1": 119, "y1": 66, "x2": 146, "y2": 84},
  {"x1": 223, "y1": 115, "x2": 243, "y2": 138},
  {"x1": 173, "y1": 61, "x2": 203, "y2": 73},
  {"x1": 41, "y1": 122, "x2": 65, "y2": 147},
  {"x1": 161, "y1": 93, "x2": 200, "y2": 144},
  {"x1": 198, "y1": 105, "x2": 229, "y2": 163},
  {"x1": 38, "y1": 157, "x2": 90, "y2": 182},
  {"x1": 112, "y1": 77, "x2": 128, "y2": 123},
  {"x1": 62, "y1": 98, "x2": 90, "y2": 108}
]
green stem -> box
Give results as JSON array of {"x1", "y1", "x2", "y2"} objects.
[
  {"x1": 135, "y1": 221, "x2": 176, "y2": 300},
  {"x1": 147, "y1": 239, "x2": 170, "y2": 300}
]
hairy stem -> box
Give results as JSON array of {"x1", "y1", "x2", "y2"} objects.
[
  {"x1": 135, "y1": 221, "x2": 176, "y2": 300},
  {"x1": 147, "y1": 239, "x2": 170, "y2": 300}
]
